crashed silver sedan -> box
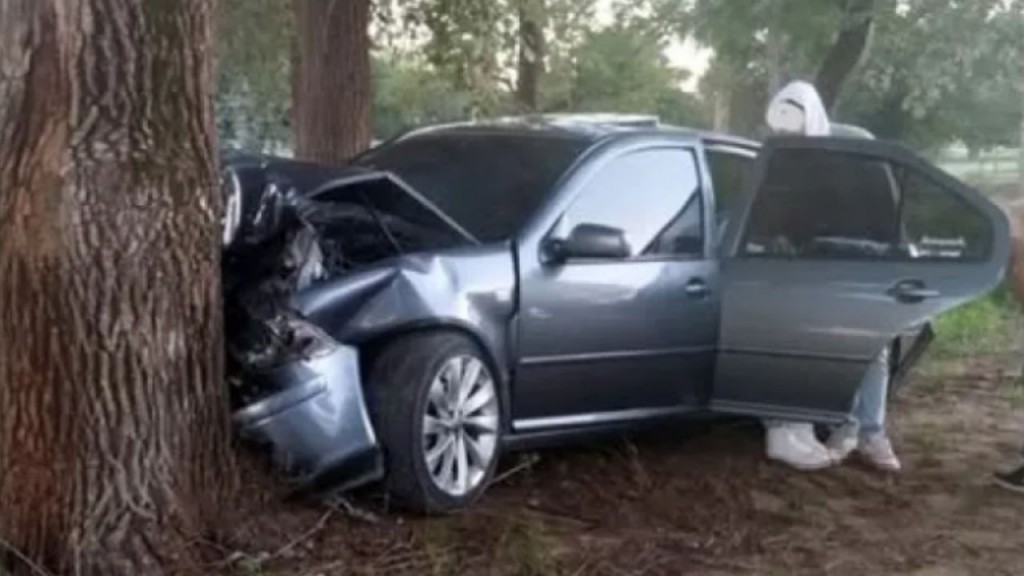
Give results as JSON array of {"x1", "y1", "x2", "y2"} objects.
[{"x1": 222, "y1": 117, "x2": 1008, "y2": 513}]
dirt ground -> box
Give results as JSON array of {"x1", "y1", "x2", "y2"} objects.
[{"x1": 219, "y1": 346, "x2": 1024, "y2": 576}]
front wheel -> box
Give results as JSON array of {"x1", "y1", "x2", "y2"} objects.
[{"x1": 367, "y1": 332, "x2": 502, "y2": 513}]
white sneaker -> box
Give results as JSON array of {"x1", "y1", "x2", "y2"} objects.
[
  {"x1": 857, "y1": 433, "x2": 902, "y2": 472},
  {"x1": 766, "y1": 422, "x2": 834, "y2": 471},
  {"x1": 826, "y1": 423, "x2": 860, "y2": 463}
]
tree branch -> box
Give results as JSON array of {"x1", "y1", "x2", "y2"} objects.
[{"x1": 814, "y1": 0, "x2": 876, "y2": 111}]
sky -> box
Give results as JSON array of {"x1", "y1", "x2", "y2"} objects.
[{"x1": 665, "y1": 37, "x2": 712, "y2": 92}]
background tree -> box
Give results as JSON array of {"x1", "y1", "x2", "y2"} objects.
[
  {"x1": 407, "y1": 0, "x2": 517, "y2": 116},
  {"x1": 0, "y1": 0, "x2": 231, "y2": 574},
  {"x1": 293, "y1": 0, "x2": 373, "y2": 163},
  {"x1": 516, "y1": 0, "x2": 547, "y2": 111},
  {"x1": 373, "y1": 55, "x2": 475, "y2": 138},
  {"x1": 218, "y1": 0, "x2": 1019, "y2": 155},
  {"x1": 839, "y1": 0, "x2": 1020, "y2": 150},
  {"x1": 814, "y1": 0, "x2": 876, "y2": 111},
  {"x1": 689, "y1": 0, "x2": 1021, "y2": 151},
  {"x1": 689, "y1": 0, "x2": 845, "y2": 135},
  {"x1": 217, "y1": 0, "x2": 293, "y2": 151},
  {"x1": 564, "y1": 18, "x2": 705, "y2": 125}
]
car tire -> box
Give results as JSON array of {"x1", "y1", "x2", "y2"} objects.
[{"x1": 367, "y1": 332, "x2": 502, "y2": 513}]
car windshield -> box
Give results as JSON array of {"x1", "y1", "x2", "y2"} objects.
[{"x1": 354, "y1": 131, "x2": 590, "y2": 241}]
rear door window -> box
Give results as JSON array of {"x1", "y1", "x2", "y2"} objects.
[{"x1": 740, "y1": 147, "x2": 992, "y2": 262}]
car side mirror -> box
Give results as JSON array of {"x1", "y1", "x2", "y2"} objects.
[{"x1": 543, "y1": 223, "x2": 631, "y2": 263}]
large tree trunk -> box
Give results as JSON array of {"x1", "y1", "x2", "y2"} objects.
[
  {"x1": 0, "y1": 1, "x2": 233, "y2": 574},
  {"x1": 516, "y1": 0, "x2": 546, "y2": 112},
  {"x1": 293, "y1": 0, "x2": 372, "y2": 164},
  {"x1": 815, "y1": 0, "x2": 876, "y2": 111}
]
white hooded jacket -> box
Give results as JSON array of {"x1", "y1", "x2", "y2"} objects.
[{"x1": 765, "y1": 80, "x2": 831, "y2": 137}]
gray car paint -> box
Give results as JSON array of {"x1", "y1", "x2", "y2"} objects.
[
  {"x1": 233, "y1": 344, "x2": 382, "y2": 490},
  {"x1": 293, "y1": 243, "x2": 518, "y2": 393},
  {"x1": 227, "y1": 169, "x2": 517, "y2": 490},
  {"x1": 513, "y1": 133, "x2": 720, "y2": 426},
  {"x1": 713, "y1": 136, "x2": 1010, "y2": 422},
  {"x1": 227, "y1": 123, "x2": 1009, "y2": 493}
]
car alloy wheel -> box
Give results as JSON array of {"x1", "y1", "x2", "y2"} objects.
[{"x1": 421, "y1": 355, "x2": 499, "y2": 498}]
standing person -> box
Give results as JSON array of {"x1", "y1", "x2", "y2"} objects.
[
  {"x1": 760, "y1": 81, "x2": 902, "y2": 472},
  {"x1": 825, "y1": 347, "x2": 902, "y2": 472},
  {"x1": 761, "y1": 81, "x2": 836, "y2": 471},
  {"x1": 994, "y1": 207, "x2": 1024, "y2": 492}
]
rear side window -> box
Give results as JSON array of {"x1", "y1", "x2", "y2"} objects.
[
  {"x1": 558, "y1": 147, "x2": 704, "y2": 258},
  {"x1": 900, "y1": 169, "x2": 992, "y2": 260},
  {"x1": 742, "y1": 149, "x2": 992, "y2": 262}
]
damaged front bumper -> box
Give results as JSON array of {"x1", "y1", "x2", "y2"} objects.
[{"x1": 232, "y1": 344, "x2": 383, "y2": 493}]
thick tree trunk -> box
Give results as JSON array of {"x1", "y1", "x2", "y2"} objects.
[
  {"x1": 814, "y1": 0, "x2": 876, "y2": 111},
  {"x1": 293, "y1": 0, "x2": 372, "y2": 165},
  {"x1": 516, "y1": 0, "x2": 546, "y2": 112},
  {"x1": 0, "y1": 1, "x2": 232, "y2": 574}
]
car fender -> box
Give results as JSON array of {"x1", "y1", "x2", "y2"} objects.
[{"x1": 294, "y1": 243, "x2": 518, "y2": 389}]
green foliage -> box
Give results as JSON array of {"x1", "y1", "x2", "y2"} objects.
[
  {"x1": 690, "y1": 0, "x2": 1023, "y2": 149},
  {"x1": 215, "y1": 0, "x2": 712, "y2": 149},
  {"x1": 550, "y1": 21, "x2": 707, "y2": 127},
  {"x1": 932, "y1": 284, "x2": 1019, "y2": 357},
  {"x1": 690, "y1": 0, "x2": 841, "y2": 77},
  {"x1": 839, "y1": 0, "x2": 1023, "y2": 151},
  {"x1": 216, "y1": 0, "x2": 293, "y2": 151},
  {"x1": 373, "y1": 56, "x2": 476, "y2": 139},
  {"x1": 688, "y1": 0, "x2": 845, "y2": 135},
  {"x1": 215, "y1": 0, "x2": 1017, "y2": 152},
  {"x1": 404, "y1": 0, "x2": 518, "y2": 114}
]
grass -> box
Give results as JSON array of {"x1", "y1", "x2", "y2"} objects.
[
  {"x1": 930, "y1": 283, "x2": 1020, "y2": 359},
  {"x1": 493, "y1": 519, "x2": 558, "y2": 576},
  {"x1": 418, "y1": 521, "x2": 459, "y2": 576}
]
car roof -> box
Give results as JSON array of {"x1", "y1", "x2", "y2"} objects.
[{"x1": 394, "y1": 113, "x2": 760, "y2": 151}]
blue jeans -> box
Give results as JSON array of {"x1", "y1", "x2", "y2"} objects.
[{"x1": 846, "y1": 347, "x2": 891, "y2": 436}]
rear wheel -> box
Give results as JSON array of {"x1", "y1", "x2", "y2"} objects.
[{"x1": 367, "y1": 332, "x2": 502, "y2": 513}]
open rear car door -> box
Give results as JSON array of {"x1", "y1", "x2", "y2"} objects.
[{"x1": 712, "y1": 136, "x2": 1010, "y2": 423}]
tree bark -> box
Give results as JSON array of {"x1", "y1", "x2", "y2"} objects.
[
  {"x1": 516, "y1": 0, "x2": 546, "y2": 112},
  {"x1": 0, "y1": 1, "x2": 232, "y2": 574},
  {"x1": 814, "y1": 0, "x2": 876, "y2": 111},
  {"x1": 293, "y1": 0, "x2": 372, "y2": 165}
]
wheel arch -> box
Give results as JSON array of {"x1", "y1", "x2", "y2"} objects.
[{"x1": 354, "y1": 319, "x2": 514, "y2": 433}]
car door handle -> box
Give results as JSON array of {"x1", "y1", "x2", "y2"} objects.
[
  {"x1": 887, "y1": 280, "x2": 940, "y2": 303},
  {"x1": 685, "y1": 278, "x2": 710, "y2": 299}
]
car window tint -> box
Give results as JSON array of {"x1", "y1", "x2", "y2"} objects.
[
  {"x1": 742, "y1": 149, "x2": 900, "y2": 259},
  {"x1": 706, "y1": 150, "x2": 755, "y2": 217},
  {"x1": 354, "y1": 133, "x2": 589, "y2": 242},
  {"x1": 561, "y1": 148, "x2": 702, "y2": 258},
  {"x1": 899, "y1": 168, "x2": 992, "y2": 261},
  {"x1": 741, "y1": 148, "x2": 992, "y2": 262}
]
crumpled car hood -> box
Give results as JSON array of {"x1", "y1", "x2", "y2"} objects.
[
  {"x1": 220, "y1": 150, "x2": 476, "y2": 249},
  {"x1": 219, "y1": 150, "x2": 478, "y2": 404}
]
